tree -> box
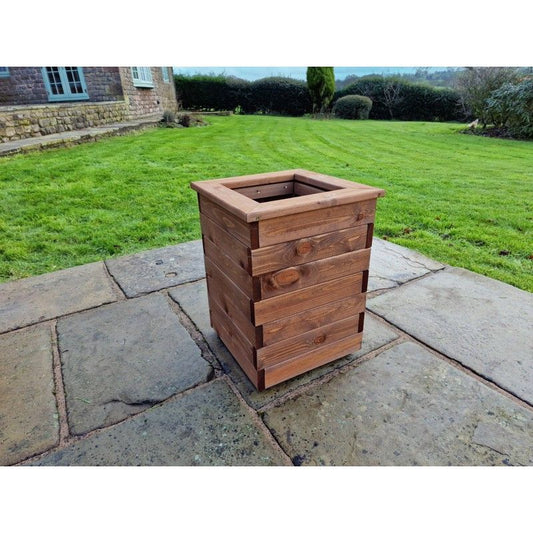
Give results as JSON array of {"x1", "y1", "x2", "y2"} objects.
[
  {"x1": 455, "y1": 67, "x2": 520, "y2": 126},
  {"x1": 306, "y1": 67, "x2": 335, "y2": 116},
  {"x1": 383, "y1": 78, "x2": 403, "y2": 119}
]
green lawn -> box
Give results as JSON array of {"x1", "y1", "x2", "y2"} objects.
[{"x1": 1, "y1": 115, "x2": 532, "y2": 291}]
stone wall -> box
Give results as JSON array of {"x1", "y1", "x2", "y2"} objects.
[
  {"x1": 0, "y1": 102, "x2": 128, "y2": 142},
  {"x1": 119, "y1": 67, "x2": 178, "y2": 118}
]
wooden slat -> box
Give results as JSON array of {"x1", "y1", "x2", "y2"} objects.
[
  {"x1": 247, "y1": 189, "x2": 379, "y2": 223},
  {"x1": 205, "y1": 257, "x2": 254, "y2": 334},
  {"x1": 257, "y1": 198, "x2": 377, "y2": 247},
  {"x1": 250, "y1": 225, "x2": 368, "y2": 276},
  {"x1": 253, "y1": 272, "x2": 363, "y2": 326},
  {"x1": 203, "y1": 236, "x2": 254, "y2": 298},
  {"x1": 209, "y1": 301, "x2": 261, "y2": 390},
  {"x1": 294, "y1": 170, "x2": 386, "y2": 196},
  {"x1": 200, "y1": 213, "x2": 250, "y2": 273},
  {"x1": 200, "y1": 195, "x2": 255, "y2": 247},
  {"x1": 264, "y1": 333, "x2": 363, "y2": 389},
  {"x1": 262, "y1": 293, "x2": 366, "y2": 346},
  {"x1": 260, "y1": 248, "x2": 371, "y2": 299},
  {"x1": 233, "y1": 181, "x2": 294, "y2": 201},
  {"x1": 193, "y1": 170, "x2": 297, "y2": 189},
  {"x1": 293, "y1": 181, "x2": 330, "y2": 196},
  {"x1": 256, "y1": 315, "x2": 360, "y2": 369}
]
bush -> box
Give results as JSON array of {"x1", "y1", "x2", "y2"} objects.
[
  {"x1": 333, "y1": 95, "x2": 372, "y2": 119},
  {"x1": 174, "y1": 74, "x2": 311, "y2": 116},
  {"x1": 174, "y1": 74, "x2": 250, "y2": 111},
  {"x1": 486, "y1": 78, "x2": 533, "y2": 138},
  {"x1": 247, "y1": 77, "x2": 311, "y2": 116},
  {"x1": 333, "y1": 76, "x2": 462, "y2": 121}
]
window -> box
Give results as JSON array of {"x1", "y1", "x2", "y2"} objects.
[
  {"x1": 42, "y1": 67, "x2": 89, "y2": 101},
  {"x1": 131, "y1": 67, "x2": 154, "y2": 88},
  {"x1": 0, "y1": 67, "x2": 9, "y2": 77},
  {"x1": 161, "y1": 67, "x2": 170, "y2": 83}
]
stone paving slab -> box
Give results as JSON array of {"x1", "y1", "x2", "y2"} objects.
[
  {"x1": 57, "y1": 293, "x2": 212, "y2": 435},
  {"x1": 105, "y1": 240, "x2": 205, "y2": 297},
  {"x1": 262, "y1": 342, "x2": 533, "y2": 466},
  {"x1": 368, "y1": 267, "x2": 533, "y2": 405},
  {"x1": 368, "y1": 238, "x2": 444, "y2": 292},
  {"x1": 0, "y1": 262, "x2": 118, "y2": 334},
  {"x1": 32, "y1": 379, "x2": 289, "y2": 466},
  {"x1": 169, "y1": 280, "x2": 399, "y2": 409},
  {"x1": 0, "y1": 325, "x2": 59, "y2": 465}
]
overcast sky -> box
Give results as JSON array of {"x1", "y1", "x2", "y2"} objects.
[{"x1": 173, "y1": 66, "x2": 455, "y2": 81}]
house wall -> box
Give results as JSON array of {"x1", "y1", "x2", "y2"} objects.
[
  {"x1": 119, "y1": 67, "x2": 178, "y2": 118},
  {"x1": 0, "y1": 67, "x2": 179, "y2": 142},
  {"x1": 0, "y1": 67, "x2": 124, "y2": 106}
]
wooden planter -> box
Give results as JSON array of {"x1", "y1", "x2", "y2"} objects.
[{"x1": 191, "y1": 169, "x2": 385, "y2": 391}]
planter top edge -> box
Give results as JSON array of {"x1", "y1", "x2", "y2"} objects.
[{"x1": 191, "y1": 169, "x2": 385, "y2": 222}]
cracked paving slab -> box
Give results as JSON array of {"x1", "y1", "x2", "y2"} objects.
[
  {"x1": 31, "y1": 379, "x2": 289, "y2": 466},
  {"x1": 57, "y1": 293, "x2": 212, "y2": 435},
  {"x1": 0, "y1": 262, "x2": 118, "y2": 334},
  {"x1": 169, "y1": 280, "x2": 399, "y2": 409},
  {"x1": 105, "y1": 240, "x2": 205, "y2": 297},
  {"x1": 368, "y1": 238, "x2": 444, "y2": 292},
  {"x1": 0, "y1": 325, "x2": 59, "y2": 465},
  {"x1": 262, "y1": 342, "x2": 533, "y2": 466},
  {"x1": 368, "y1": 267, "x2": 533, "y2": 405}
]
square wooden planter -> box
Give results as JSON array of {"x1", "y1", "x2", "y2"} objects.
[{"x1": 191, "y1": 169, "x2": 385, "y2": 391}]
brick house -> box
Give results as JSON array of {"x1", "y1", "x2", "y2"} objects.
[{"x1": 0, "y1": 67, "x2": 179, "y2": 142}]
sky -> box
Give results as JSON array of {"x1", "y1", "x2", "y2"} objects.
[{"x1": 173, "y1": 66, "x2": 455, "y2": 81}]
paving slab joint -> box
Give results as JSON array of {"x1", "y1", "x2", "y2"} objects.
[
  {"x1": 221, "y1": 376, "x2": 293, "y2": 466},
  {"x1": 102, "y1": 260, "x2": 128, "y2": 300},
  {"x1": 50, "y1": 320, "x2": 70, "y2": 443},
  {"x1": 366, "y1": 309, "x2": 533, "y2": 413},
  {"x1": 164, "y1": 291, "x2": 223, "y2": 376}
]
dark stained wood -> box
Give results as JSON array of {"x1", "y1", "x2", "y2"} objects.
[
  {"x1": 234, "y1": 181, "x2": 294, "y2": 201},
  {"x1": 250, "y1": 225, "x2": 368, "y2": 276},
  {"x1": 263, "y1": 333, "x2": 363, "y2": 388},
  {"x1": 260, "y1": 248, "x2": 371, "y2": 298},
  {"x1": 200, "y1": 195, "x2": 255, "y2": 247},
  {"x1": 257, "y1": 198, "x2": 377, "y2": 247},
  {"x1": 203, "y1": 236, "x2": 255, "y2": 298},
  {"x1": 200, "y1": 213, "x2": 251, "y2": 273},
  {"x1": 192, "y1": 169, "x2": 384, "y2": 390},
  {"x1": 256, "y1": 315, "x2": 360, "y2": 369},
  {"x1": 209, "y1": 302, "x2": 260, "y2": 389},
  {"x1": 262, "y1": 293, "x2": 366, "y2": 346},
  {"x1": 205, "y1": 257, "x2": 254, "y2": 333},
  {"x1": 253, "y1": 273, "x2": 363, "y2": 326},
  {"x1": 293, "y1": 181, "x2": 331, "y2": 196}
]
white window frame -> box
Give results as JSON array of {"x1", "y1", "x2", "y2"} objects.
[
  {"x1": 161, "y1": 67, "x2": 170, "y2": 83},
  {"x1": 42, "y1": 67, "x2": 89, "y2": 102},
  {"x1": 131, "y1": 67, "x2": 154, "y2": 88},
  {"x1": 0, "y1": 67, "x2": 10, "y2": 78}
]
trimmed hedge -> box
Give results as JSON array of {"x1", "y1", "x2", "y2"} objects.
[
  {"x1": 174, "y1": 74, "x2": 311, "y2": 116},
  {"x1": 334, "y1": 76, "x2": 463, "y2": 121},
  {"x1": 333, "y1": 95, "x2": 372, "y2": 119}
]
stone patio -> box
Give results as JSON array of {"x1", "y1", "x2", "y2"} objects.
[{"x1": 1, "y1": 238, "x2": 531, "y2": 466}]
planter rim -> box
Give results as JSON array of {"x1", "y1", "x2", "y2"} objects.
[{"x1": 191, "y1": 168, "x2": 385, "y2": 222}]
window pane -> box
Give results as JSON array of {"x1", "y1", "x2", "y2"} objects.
[{"x1": 46, "y1": 67, "x2": 64, "y2": 95}]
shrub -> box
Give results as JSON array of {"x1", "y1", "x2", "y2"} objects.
[
  {"x1": 333, "y1": 76, "x2": 462, "y2": 121},
  {"x1": 247, "y1": 77, "x2": 311, "y2": 116},
  {"x1": 486, "y1": 78, "x2": 533, "y2": 138},
  {"x1": 333, "y1": 95, "x2": 372, "y2": 119}
]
